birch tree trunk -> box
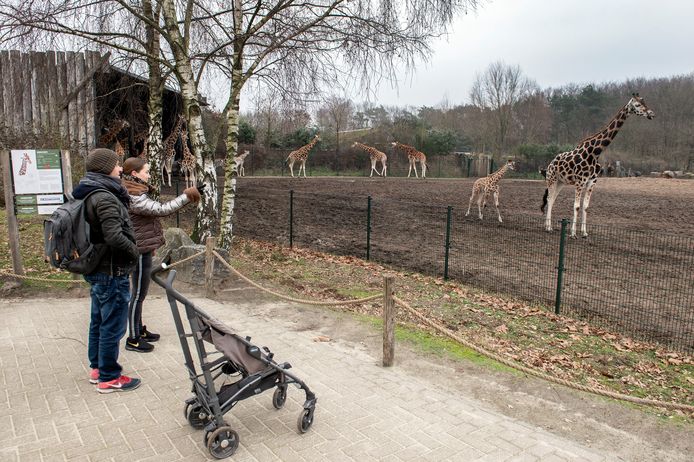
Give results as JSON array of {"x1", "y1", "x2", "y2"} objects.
[
  {"x1": 143, "y1": 0, "x2": 164, "y2": 200},
  {"x1": 161, "y1": 0, "x2": 218, "y2": 241},
  {"x1": 218, "y1": 1, "x2": 243, "y2": 249}
]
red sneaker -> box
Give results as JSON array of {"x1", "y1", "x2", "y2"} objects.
[
  {"x1": 89, "y1": 368, "x2": 99, "y2": 384},
  {"x1": 97, "y1": 375, "x2": 141, "y2": 394}
]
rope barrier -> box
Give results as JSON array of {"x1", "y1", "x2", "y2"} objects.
[
  {"x1": 393, "y1": 295, "x2": 694, "y2": 413},
  {"x1": 213, "y1": 250, "x2": 381, "y2": 306},
  {"x1": 0, "y1": 271, "x2": 86, "y2": 284},
  {"x1": 0, "y1": 250, "x2": 207, "y2": 285}
]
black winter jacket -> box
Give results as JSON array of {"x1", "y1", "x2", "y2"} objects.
[{"x1": 72, "y1": 172, "x2": 139, "y2": 275}]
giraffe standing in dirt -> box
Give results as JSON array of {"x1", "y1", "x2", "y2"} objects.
[
  {"x1": 391, "y1": 142, "x2": 427, "y2": 178},
  {"x1": 286, "y1": 135, "x2": 320, "y2": 178},
  {"x1": 161, "y1": 115, "x2": 186, "y2": 187},
  {"x1": 234, "y1": 150, "x2": 250, "y2": 176},
  {"x1": 352, "y1": 142, "x2": 387, "y2": 177},
  {"x1": 541, "y1": 94, "x2": 654, "y2": 237},
  {"x1": 466, "y1": 159, "x2": 516, "y2": 223}
]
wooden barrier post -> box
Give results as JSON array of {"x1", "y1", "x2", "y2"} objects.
[
  {"x1": 382, "y1": 276, "x2": 395, "y2": 367},
  {"x1": 2, "y1": 150, "x2": 24, "y2": 276},
  {"x1": 204, "y1": 236, "x2": 216, "y2": 298}
]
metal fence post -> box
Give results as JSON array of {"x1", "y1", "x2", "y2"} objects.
[
  {"x1": 444, "y1": 206, "x2": 452, "y2": 280},
  {"x1": 366, "y1": 195, "x2": 372, "y2": 260},
  {"x1": 175, "y1": 180, "x2": 180, "y2": 227},
  {"x1": 289, "y1": 189, "x2": 294, "y2": 249},
  {"x1": 554, "y1": 218, "x2": 569, "y2": 315}
]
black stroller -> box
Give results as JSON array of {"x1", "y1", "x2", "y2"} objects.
[{"x1": 151, "y1": 263, "x2": 317, "y2": 459}]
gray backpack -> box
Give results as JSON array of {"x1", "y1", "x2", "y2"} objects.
[{"x1": 43, "y1": 190, "x2": 111, "y2": 274}]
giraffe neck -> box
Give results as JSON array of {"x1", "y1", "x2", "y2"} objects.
[
  {"x1": 487, "y1": 164, "x2": 509, "y2": 185},
  {"x1": 580, "y1": 104, "x2": 630, "y2": 155}
]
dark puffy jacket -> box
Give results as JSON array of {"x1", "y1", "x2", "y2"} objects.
[
  {"x1": 72, "y1": 172, "x2": 139, "y2": 275},
  {"x1": 122, "y1": 176, "x2": 190, "y2": 253}
]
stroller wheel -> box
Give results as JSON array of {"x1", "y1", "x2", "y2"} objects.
[
  {"x1": 272, "y1": 386, "x2": 287, "y2": 409},
  {"x1": 185, "y1": 403, "x2": 207, "y2": 429},
  {"x1": 206, "y1": 426, "x2": 239, "y2": 459},
  {"x1": 297, "y1": 408, "x2": 314, "y2": 434}
]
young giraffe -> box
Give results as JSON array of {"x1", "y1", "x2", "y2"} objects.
[
  {"x1": 352, "y1": 142, "x2": 387, "y2": 177},
  {"x1": 179, "y1": 123, "x2": 196, "y2": 188},
  {"x1": 541, "y1": 93, "x2": 654, "y2": 238},
  {"x1": 286, "y1": 135, "x2": 320, "y2": 178},
  {"x1": 18, "y1": 153, "x2": 32, "y2": 175},
  {"x1": 234, "y1": 150, "x2": 250, "y2": 176},
  {"x1": 465, "y1": 159, "x2": 516, "y2": 223},
  {"x1": 391, "y1": 142, "x2": 427, "y2": 178},
  {"x1": 161, "y1": 115, "x2": 186, "y2": 187}
]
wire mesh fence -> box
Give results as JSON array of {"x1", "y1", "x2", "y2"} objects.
[{"x1": 231, "y1": 186, "x2": 694, "y2": 353}]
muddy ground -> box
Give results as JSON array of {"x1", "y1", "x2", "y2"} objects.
[{"x1": 163, "y1": 176, "x2": 694, "y2": 352}]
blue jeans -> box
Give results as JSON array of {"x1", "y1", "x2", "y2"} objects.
[{"x1": 84, "y1": 273, "x2": 131, "y2": 382}]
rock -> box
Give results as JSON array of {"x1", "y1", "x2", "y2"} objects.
[
  {"x1": 661, "y1": 171, "x2": 675, "y2": 179},
  {"x1": 153, "y1": 228, "x2": 231, "y2": 285}
]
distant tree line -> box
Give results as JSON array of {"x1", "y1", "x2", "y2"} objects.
[{"x1": 211, "y1": 66, "x2": 694, "y2": 175}]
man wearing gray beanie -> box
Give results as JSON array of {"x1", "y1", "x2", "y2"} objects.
[{"x1": 72, "y1": 148, "x2": 142, "y2": 393}]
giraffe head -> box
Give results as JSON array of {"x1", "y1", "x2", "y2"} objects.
[
  {"x1": 505, "y1": 159, "x2": 517, "y2": 171},
  {"x1": 626, "y1": 93, "x2": 654, "y2": 120}
]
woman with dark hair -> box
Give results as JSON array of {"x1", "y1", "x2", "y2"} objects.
[{"x1": 121, "y1": 157, "x2": 202, "y2": 352}]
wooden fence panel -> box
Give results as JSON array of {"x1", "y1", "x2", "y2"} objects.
[
  {"x1": 1, "y1": 51, "x2": 13, "y2": 129},
  {"x1": 46, "y1": 51, "x2": 57, "y2": 129},
  {"x1": 10, "y1": 50, "x2": 23, "y2": 132},
  {"x1": 30, "y1": 52, "x2": 41, "y2": 131},
  {"x1": 66, "y1": 51, "x2": 77, "y2": 147},
  {"x1": 75, "y1": 52, "x2": 86, "y2": 156},
  {"x1": 85, "y1": 51, "x2": 96, "y2": 150},
  {"x1": 56, "y1": 52, "x2": 68, "y2": 141}
]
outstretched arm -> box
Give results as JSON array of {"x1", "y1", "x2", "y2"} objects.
[{"x1": 130, "y1": 194, "x2": 190, "y2": 217}]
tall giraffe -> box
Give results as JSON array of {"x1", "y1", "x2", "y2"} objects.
[
  {"x1": 161, "y1": 115, "x2": 186, "y2": 187},
  {"x1": 99, "y1": 119, "x2": 130, "y2": 149},
  {"x1": 465, "y1": 159, "x2": 516, "y2": 223},
  {"x1": 541, "y1": 93, "x2": 654, "y2": 238},
  {"x1": 391, "y1": 142, "x2": 427, "y2": 178},
  {"x1": 234, "y1": 150, "x2": 250, "y2": 177},
  {"x1": 352, "y1": 142, "x2": 387, "y2": 177},
  {"x1": 18, "y1": 153, "x2": 32, "y2": 176},
  {"x1": 179, "y1": 123, "x2": 196, "y2": 188},
  {"x1": 286, "y1": 135, "x2": 320, "y2": 178}
]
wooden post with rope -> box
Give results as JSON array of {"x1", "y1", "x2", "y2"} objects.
[
  {"x1": 382, "y1": 276, "x2": 395, "y2": 367},
  {"x1": 204, "y1": 237, "x2": 215, "y2": 298}
]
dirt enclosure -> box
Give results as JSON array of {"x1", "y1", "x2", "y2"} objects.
[{"x1": 165, "y1": 176, "x2": 694, "y2": 351}]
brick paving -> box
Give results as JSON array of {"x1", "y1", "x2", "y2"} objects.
[{"x1": 0, "y1": 292, "x2": 610, "y2": 462}]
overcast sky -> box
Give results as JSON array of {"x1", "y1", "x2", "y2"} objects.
[{"x1": 370, "y1": 0, "x2": 694, "y2": 107}]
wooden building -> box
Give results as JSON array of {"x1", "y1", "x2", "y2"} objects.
[{"x1": 0, "y1": 49, "x2": 185, "y2": 158}]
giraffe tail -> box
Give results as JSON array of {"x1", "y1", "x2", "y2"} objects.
[
  {"x1": 539, "y1": 168, "x2": 547, "y2": 178},
  {"x1": 541, "y1": 188, "x2": 548, "y2": 213}
]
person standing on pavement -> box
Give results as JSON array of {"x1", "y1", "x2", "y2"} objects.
[
  {"x1": 72, "y1": 148, "x2": 141, "y2": 393},
  {"x1": 121, "y1": 157, "x2": 202, "y2": 353}
]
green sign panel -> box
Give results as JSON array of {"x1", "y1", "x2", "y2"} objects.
[
  {"x1": 15, "y1": 195, "x2": 37, "y2": 205},
  {"x1": 16, "y1": 205, "x2": 38, "y2": 215},
  {"x1": 36, "y1": 150, "x2": 61, "y2": 169}
]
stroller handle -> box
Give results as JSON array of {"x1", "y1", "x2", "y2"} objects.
[{"x1": 151, "y1": 259, "x2": 177, "y2": 290}]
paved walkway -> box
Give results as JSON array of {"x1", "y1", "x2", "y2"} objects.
[{"x1": 0, "y1": 290, "x2": 610, "y2": 462}]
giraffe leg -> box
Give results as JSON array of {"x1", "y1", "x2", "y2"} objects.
[
  {"x1": 493, "y1": 190, "x2": 502, "y2": 223},
  {"x1": 407, "y1": 161, "x2": 412, "y2": 178},
  {"x1": 370, "y1": 159, "x2": 376, "y2": 177},
  {"x1": 288, "y1": 160, "x2": 295, "y2": 177},
  {"x1": 581, "y1": 180, "x2": 597, "y2": 237},
  {"x1": 412, "y1": 160, "x2": 419, "y2": 178},
  {"x1": 381, "y1": 161, "x2": 387, "y2": 177},
  {"x1": 301, "y1": 160, "x2": 307, "y2": 178},
  {"x1": 544, "y1": 182, "x2": 563, "y2": 231},
  {"x1": 477, "y1": 193, "x2": 484, "y2": 220},
  {"x1": 465, "y1": 190, "x2": 475, "y2": 216},
  {"x1": 421, "y1": 161, "x2": 426, "y2": 178},
  {"x1": 571, "y1": 187, "x2": 583, "y2": 238}
]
